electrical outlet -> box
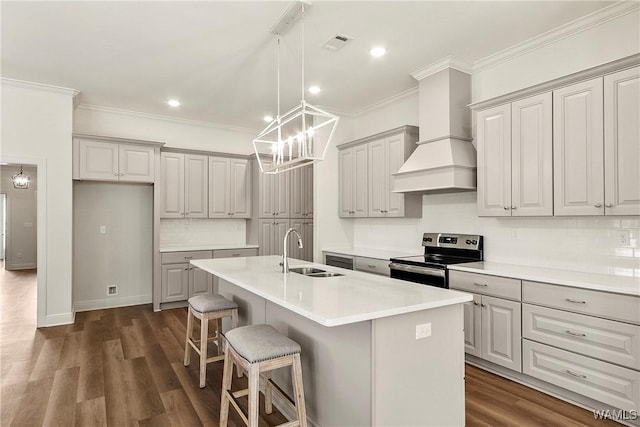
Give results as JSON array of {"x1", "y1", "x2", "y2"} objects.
[
  {"x1": 616, "y1": 229, "x2": 630, "y2": 246},
  {"x1": 107, "y1": 285, "x2": 118, "y2": 296},
  {"x1": 99, "y1": 225, "x2": 107, "y2": 234},
  {"x1": 415, "y1": 323, "x2": 432, "y2": 340}
]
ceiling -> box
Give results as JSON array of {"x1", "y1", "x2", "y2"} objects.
[{"x1": 1, "y1": 1, "x2": 615, "y2": 131}]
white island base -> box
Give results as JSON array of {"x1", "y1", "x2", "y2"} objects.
[{"x1": 192, "y1": 256, "x2": 470, "y2": 426}]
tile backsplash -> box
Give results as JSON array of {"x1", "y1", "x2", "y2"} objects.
[
  {"x1": 160, "y1": 219, "x2": 246, "y2": 247},
  {"x1": 353, "y1": 192, "x2": 640, "y2": 276}
]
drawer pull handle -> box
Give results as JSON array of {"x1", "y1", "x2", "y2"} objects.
[
  {"x1": 473, "y1": 301, "x2": 479, "y2": 306},
  {"x1": 232, "y1": 253, "x2": 241, "y2": 257},
  {"x1": 368, "y1": 264, "x2": 376, "y2": 268},
  {"x1": 183, "y1": 256, "x2": 193, "y2": 259},
  {"x1": 565, "y1": 330, "x2": 586, "y2": 338},
  {"x1": 565, "y1": 370, "x2": 587, "y2": 379},
  {"x1": 474, "y1": 282, "x2": 488, "y2": 287},
  {"x1": 565, "y1": 298, "x2": 586, "y2": 304}
]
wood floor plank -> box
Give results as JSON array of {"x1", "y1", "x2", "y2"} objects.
[
  {"x1": 143, "y1": 343, "x2": 182, "y2": 393},
  {"x1": 28, "y1": 337, "x2": 64, "y2": 381},
  {"x1": 75, "y1": 396, "x2": 107, "y2": 427},
  {"x1": 160, "y1": 389, "x2": 203, "y2": 427},
  {"x1": 119, "y1": 325, "x2": 146, "y2": 360},
  {"x1": 125, "y1": 357, "x2": 166, "y2": 420},
  {"x1": 9, "y1": 376, "x2": 54, "y2": 427},
  {"x1": 102, "y1": 339, "x2": 137, "y2": 427},
  {"x1": 171, "y1": 361, "x2": 218, "y2": 427},
  {"x1": 42, "y1": 366, "x2": 81, "y2": 426},
  {"x1": 1, "y1": 382, "x2": 27, "y2": 426},
  {"x1": 58, "y1": 330, "x2": 84, "y2": 369},
  {"x1": 76, "y1": 349, "x2": 105, "y2": 403}
]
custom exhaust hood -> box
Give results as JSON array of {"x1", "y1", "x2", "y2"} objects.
[{"x1": 393, "y1": 59, "x2": 477, "y2": 194}]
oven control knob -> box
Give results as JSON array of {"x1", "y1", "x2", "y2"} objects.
[
  {"x1": 466, "y1": 239, "x2": 472, "y2": 244},
  {"x1": 472, "y1": 240, "x2": 477, "y2": 245}
]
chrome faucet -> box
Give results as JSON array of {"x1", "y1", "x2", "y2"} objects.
[{"x1": 282, "y1": 228, "x2": 303, "y2": 273}]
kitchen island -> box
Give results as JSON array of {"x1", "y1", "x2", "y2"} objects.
[{"x1": 192, "y1": 255, "x2": 473, "y2": 427}]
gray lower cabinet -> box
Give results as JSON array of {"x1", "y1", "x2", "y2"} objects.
[
  {"x1": 450, "y1": 271, "x2": 523, "y2": 373},
  {"x1": 161, "y1": 263, "x2": 189, "y2": 303},
  {"x1": 161, "y1": 250, "x2": 213, "y2": 303}
]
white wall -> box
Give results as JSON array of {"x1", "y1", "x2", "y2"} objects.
[
  {"x1": 328, "y1": 9, "x2": 640, "y2": 276},
  {"x1": 73, "y1": 182, "x2": 153, "y2": 310},
  {"x1": 1, "y1": 80, "x2": 76, "y2": 326},
  {"x1": 0, "y1": 165, "x2": 37, "y2": 269}
]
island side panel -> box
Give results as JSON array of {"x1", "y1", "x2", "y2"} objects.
[
  {"x1": 372, "y1": 304, "x2": 466, "y2": 426},
  {"x1": 218, "y1": 278, "x2": 267, "y2": 329},
  {"x1": 266, "y1": 301, "x2": 372, "y2": 427}
]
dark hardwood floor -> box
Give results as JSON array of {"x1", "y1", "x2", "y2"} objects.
[{"x1": 0, "y1": 264, "x2": 620, "y2": 426}]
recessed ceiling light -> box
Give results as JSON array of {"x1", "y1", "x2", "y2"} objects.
[
  {"x1": 308, "y1": 86, "x2": 321, "y2": 95},
  {"x1": 167, "y1": 99, "x2": 181, "y2": 107},
  {"x1": 264, "y1": 115, "x2": 273, "y2": 122},
  {"x1": 369, "y1": 46, "x2": 387, "y2": 58}
]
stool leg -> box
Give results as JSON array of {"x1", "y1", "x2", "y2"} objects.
[
  {"x1": 292, "y1": 354, "x2": 307, "y2": 427},
  {"x1": 216, "y1": 318, "x2": 222, "y2": 356},
  {"x1": 219, "y1": 349, "x2": 233, "y2": 427},
  {"x1": 263, "y1": 370, "x2": 273, "y2": 414},
  {"x1": 199, "y1": 315, "x2": 209, "y2": 388},
  {"x1": 248, "y1": 364, "x2": 260, "y2": 427},
  {"x1": 183, "y1": 307, "x2": 194, "y2": 367},
  {"x1": 231, "y1": 309, "x2": 242, "y2": 378}
]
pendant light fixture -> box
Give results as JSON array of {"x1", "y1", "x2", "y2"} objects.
[
  {"x1": 253, "y1": 1, "x2": 339, "y2": 174},
  {"x1": 11, "y1": 165, "x2": 31, "y2": 190}
]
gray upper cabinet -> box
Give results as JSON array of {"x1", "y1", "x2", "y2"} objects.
[
  {"x1": 160, "y1": 152, "x2": 208, "y2": 219},
  {"x1": 208, "y1": 156, "x2": 251, "y2": 218},
  {"x1": 477, "y1": 93, "x2": 552, "y2": 217},
  {"x1": 256, "y1": 159, "x2": 290, "y2": 218},
  {"x1": 338, "y1": 126, "x2": 421, "y2": 218},
  {"x1": 290, "y1": 166, "x2": 313, "y2": 219},
  {"x1": 553, "y1": 78, "x2": 605, "y2": 216},
  {"x1": 604, "y1": 66, "x2": 640, "y2": 216},
  {"x1": 74, "y1": 138, "x2": 156, "y2": 183}
]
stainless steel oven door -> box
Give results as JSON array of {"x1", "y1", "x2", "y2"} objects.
[{"x1": 388, "y1": 263, "x2": 447, "y2": 288}]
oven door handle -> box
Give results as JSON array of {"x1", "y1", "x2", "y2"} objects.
[{"x1": 389, "y1": 263, "x2": 446, "y2": 278}]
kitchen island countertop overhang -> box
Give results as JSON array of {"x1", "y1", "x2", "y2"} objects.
[{"x1": 191, "y1": 255, "x2": 473, "y2": 327}]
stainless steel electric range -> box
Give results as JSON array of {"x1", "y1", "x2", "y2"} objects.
[{"x1": 389, "y1": 233, "x2": 483, "y2": 288}]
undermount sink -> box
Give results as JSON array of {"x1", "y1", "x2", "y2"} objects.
[
  {"x1": 290, "y1": 267, "x2": 326, "y2": 275},
  {"x1": 307, "y1": 272, "x2": 344, "y2": 278}
]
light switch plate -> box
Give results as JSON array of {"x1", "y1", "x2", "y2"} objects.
[
  {"x1": 415, "y1": 323, "x2": 432, "y2": 339},
  {"x1": 99, "y1": 225, "x2": 106, "y2": 234}
]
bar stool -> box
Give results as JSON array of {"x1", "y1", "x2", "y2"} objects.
[
  {"x1": 184, "y1": 294, "x2": 238, "y2": 388},
  {"x1": 220, "y1": 324, "x2": 307, "y2": 427}
]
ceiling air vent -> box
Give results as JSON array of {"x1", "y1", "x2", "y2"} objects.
[{"x1": 321, "y1": 34, "x2": 353, "y2": 52}]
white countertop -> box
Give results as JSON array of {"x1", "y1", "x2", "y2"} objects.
[
  {"x1": 160, "y1": 243, "x2": 259, "y2": 253},
  {"x1": 191, "y1": 255, "x2": 472, "y2": 327},
  {"x1": 322, "y1": 247, "x2": 418, "y2": 260},
  {"x1": 449, "y1": 262, "x2": 640, "y2": 297}
]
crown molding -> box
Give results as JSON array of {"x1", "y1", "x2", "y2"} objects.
[
  {"x1": 1, "y1": 77, "x2": 79, "y2": 97},
  {"x1": 473, "y1": 1, "x2": 640, "y2": 72},
  {"x1": 354, "y1": 86, "x2": 419, "y2": 117},
  {"x1": 410, "y1": 56, "x2": 472, "y2": 81},
  {"x1": 75, "y1": 104, "x2": 260, "y2": 134}
]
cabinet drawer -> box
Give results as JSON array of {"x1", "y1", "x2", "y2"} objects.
[
  {"x1": 523, "y1": 304, "x2": 640, "y2": 370},
  {"x1": 213, "y1": 248, "x2": 258, "y2": 259},
  {"x1": 523, "y1": 281, "x2": 640, "y2": 324},
  {"x1": 355, "y1": 256, "x2": 390, "y2": 276},
  {"x1": 523, "y1": 339, "x2": 640, "y2": 413},
  {"x1": 449, "y1": 271, "x2": 521, "y2": 301},
  {"x1": 162, "y1": 250, "x2": 212, "y2": 264}
]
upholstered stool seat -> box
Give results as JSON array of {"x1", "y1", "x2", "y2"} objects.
[
  {"x1": 184, "y1": 294, "x2": 238, "y2": 388},
  {"x1": 220, "y1": 324, "x2": 307, "y2": 427}
]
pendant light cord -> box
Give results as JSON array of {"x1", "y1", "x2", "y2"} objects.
[
  {"x1": 277, "y1": 34, "x2": 281, "y2": 118},
  {"x1": 301, "y1": 4, "x2": 305, "y2": 103}
]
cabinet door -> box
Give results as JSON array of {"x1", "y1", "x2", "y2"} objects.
[
  {"x1": 302, "y1": 221, "x2": 313, "y2": 262},
  {"x1": 273, "y1": 169, "x2": 290, "y2": 218},
  {"x1": 462, "y1": 295, "x2": 482, "y2": 357},
  {"x1": 290, "y1": 167, "x2": 305, "y2": 219},
  {"x1": 208, "y1": 157, "x2": 231, "y2": 218},
  {"x1": 161, "y1": 263, "x2": 189, "y2": 302},
  {"x1": 160, "y1": 152, "x2": 185, "y2": 218},
  {"x1": 511, "y1": 93, "x2": 553, "y2": 216},
  {"x1": 231, "y1": 159, "x2": 251, "y2": 218},
  {"x1": 189, "y1": 266, "x2": 212, "y2": 297},
  {"x1": 258, "y1": 161, "x2": 274, "y2": 218},
  {"x1": 259, "y1": 219, "x2": 275, "y2": 256},
  {"x1": 119, "y1": 144, "x2": 155, "y2": 183},
  {"x1": 353, "y1": 144, "x2": 369, "y2": 217},
  {"x1": 385, "y1": 135, "x2": 406, "y2": 217},
  {"x1": 303, "y1": 166, "x2": 314, "y2": 217},
  {"x1": 288, "y1": 219, "x2": 304, "y2": 260},
  {"x1": 553, "y1": 78, "x2": 604, "y2": 216},
  {"x1": 273, "y1": 220, "x2": 290, "y2": 256},
  {"x1": 339, "y1": 149, "x2": 354, "y2": 217},
  {"x1": 477, "y1": 104, "x2": 512, "y2": 216},
  {"x1": 78, "y1": 140, "x2": 119, "y2": 181},
  {"x1": 604, "y1": 67, "x2": 640, "y2": 216},
  {"x1": 184, "y1": 154, "x2": 208, "y2": 218},
  {"x1": 481, "y1": 295, "x2": 522, "y2": 372},
  {"x1": 368, "y1": 139, "x2": 387, "y2": 217}
]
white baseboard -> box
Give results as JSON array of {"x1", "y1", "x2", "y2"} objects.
[
  {"x1": 74, "y1": 294, "x2": 152, "y2": 312},
  {"x1": 44, "y1": 311, "x2": 75, "y2": 326}
]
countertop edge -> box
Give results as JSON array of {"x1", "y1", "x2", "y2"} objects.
[{"x1": 160, "y1": 244, "x2": 259, "y2": 253}]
